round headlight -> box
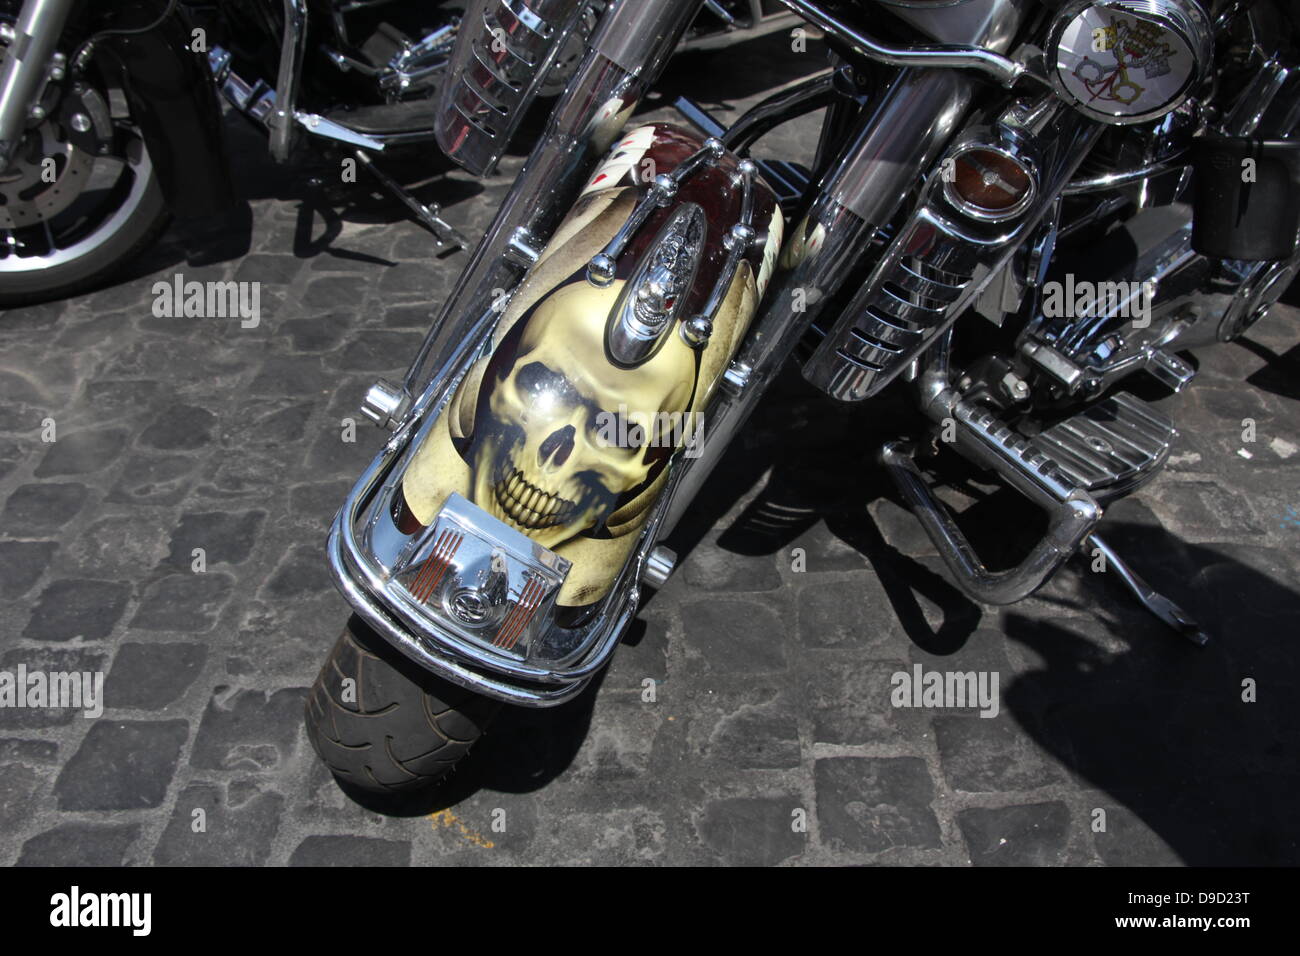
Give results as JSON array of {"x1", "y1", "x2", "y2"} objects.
[{"x1": 1047, "y1": 0, "x2": 1211, "y2": 125}]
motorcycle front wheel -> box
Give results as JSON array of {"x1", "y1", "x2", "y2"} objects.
[
  {"x1": 305, "y1": 616, "x2": 502, "y2": 794},
  {"x1": 0, "y1": 24, "x2": 169, "y2": 308}
]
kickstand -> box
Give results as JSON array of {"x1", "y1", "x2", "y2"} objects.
[
  {"x1": 1085, "y1": 533, "x2": 1211, "y2": 646},
  {"x1": 354, "y1": 149, "x2": 467, "y2": 251}
]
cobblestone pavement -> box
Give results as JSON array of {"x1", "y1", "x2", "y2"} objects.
[{"x1": 2, "y1": 34, "x2": 1299, "y2": 867}]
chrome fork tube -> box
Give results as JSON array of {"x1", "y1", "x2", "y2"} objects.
[
  {"x1": 0, "y1": 0, "x2": 77, "y2": 167},
  {"x1": 401, "y1": 0, "x2": 706, "y2": 395},
  {"x1": 664, "y1": 68, "x2": 973, "y2": 532}
]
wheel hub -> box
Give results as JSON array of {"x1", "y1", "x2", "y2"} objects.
[{"x1": 0, "y1": 41, "x2": 107, "y2": 230}]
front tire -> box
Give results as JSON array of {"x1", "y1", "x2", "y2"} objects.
[{"x1": 306, "y1": 616, "x2": 502, "y2": 794}]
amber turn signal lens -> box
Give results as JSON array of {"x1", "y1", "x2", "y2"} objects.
[{"x1": 946, "y1": 147, "x2": 1034, "y2": 220}]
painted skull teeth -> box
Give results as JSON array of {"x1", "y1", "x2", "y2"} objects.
[{"x1": 493, "y1": 467, "x2": 578, "y2": 530}]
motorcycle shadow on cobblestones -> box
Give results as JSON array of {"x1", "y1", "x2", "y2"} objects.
[
  {"x1": 662, "y1": 362, "x2": 1300, "y2": 865},
  {"x1": 1002, "y1": 524, "x2": 1300, "y2": 865}
]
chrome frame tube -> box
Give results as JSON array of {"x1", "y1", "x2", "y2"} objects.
[
  {"x1": 0, "y1": 0, "x2": 76, "y2": 166},
  {"x1": 777, "y1": 0, "x2": 1033, "y2": 88}
]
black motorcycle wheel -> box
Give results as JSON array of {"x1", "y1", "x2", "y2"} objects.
[
  {"x1": 305, "y1": 615, "x2": 502, "y2": 793},
  {"x1": 0, "y1": 14, "x2": 169, "y2": 308}
]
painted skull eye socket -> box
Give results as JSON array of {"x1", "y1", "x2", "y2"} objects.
[
  {"x1": 513, "y1": 362, "x2": 577, "y2": 412},
  {"x1": 594, "y1": 409, "x2": 648, "y2": 452}
]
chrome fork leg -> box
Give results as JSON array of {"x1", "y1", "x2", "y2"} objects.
[{"x1": 0, "y1": 0, "x2": 77, "y2": 167}]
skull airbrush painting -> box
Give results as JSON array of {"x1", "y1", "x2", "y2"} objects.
[{"x1": 400, "y1": 124, "x2": 782, "y2": 607}]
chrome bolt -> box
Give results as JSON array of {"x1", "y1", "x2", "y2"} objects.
[
  {"x1": 642, "y1": 546, "x2": 677, "y2": 589},
  {"x1": 1001, "y1": 371, "x2": 1030, "y2": 401},
  {"x1": 651, "y1": 173, "x2": 677, "y2": 203},
  {"x1": 681, "y1": 314, "x2": 712, "y2": 348},
  {"x1": 70, "y1": 113, "x2": 91, "y2": 133},
  {"x1": 360, "y1": 379, "x2": 409, "y2": 431},
  {"x1": 28, "y1": 105, "x2": 46, "y2": 121},
  {"x1": 722, "y1": 361, "x2": 752, "y2": 394},
  {"x1": 724, "y1": 223, "x2": 756, "y2": 253},
  {"x1": 587, "y1": 253, "x2": 616, "y2": 287}
]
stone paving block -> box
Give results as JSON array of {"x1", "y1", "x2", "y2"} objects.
[
  {"x1": 933, "y1": 714, "x2": 1066, "y2": 794},
  {"x1": 138, "y1": 405, "x2": 218, "y2": 451},
  {"x1": 131, "y1": 572, "x2": 235, "y2": 632},
  {"x1": 691, "y1": 691, "x2": 802, "y2": 770},
  {"x1": 153, "y1": 781, "x2": 285, "y2": 866},
  {"x1": 695, "y1": 795, "x2": 806, "y2": 865},
  {"x1": 0, "y1": 738, "x2": 59, "y2": 763},
  {"x1": 107, "y1": 642, "x2": 207, "y2": 710},
  {"x1": 287, "y1": 479, "x2": 353, "y2": 523},
  {"x1": 681, "y1": 597, "x2": 788, "y2": 676},
  {"x1": 681, "y1": 539, "x2": 783, "y2": 592},
  {"x1": 0, "y1": 436, "x2": 23, "y2": 482},
  {"x1": 0, "y1": 541, "x2": 57, "y2": 598},
  {"x1": 192, "y1": 450, "x2": 285, "y2": 501},
  {"x1": 785, "y1": 519, "x2": 871, "y2": 573},
  {"x1": 261, "y1": 543, "x2": 336, "y2": 598},
  {"x1": 61, "y1": 514, "x2": 169, "y2": 577},
  {"x1": 795, "y1": 576, "x2": 898, "y2": 651},
  {"x1": 54, "y1": 719, "x2": 189, "y2": 810},
  {"x1": 796, "y1": 653, "x2": 920, "y2": 746},
  {"x1": 331, "y1": 331, "x2": 424, "y2": 373},
  {"x1": 815, "y1": 756, "x2": 943, "y2": 854},
  {"x1": 163, "y1": 510, "x2": 266, "y2": 569},
  {"x1": 0, "y1": 763, "x2": 47, "y2": 834},
  {"x1": 1, "y1": 482, "x2": 87, "y2": 535},
  {"x1": 190, "y1": 686, "x2": 308, "y2": 772},
  {"x1": 16, "y1": 823, "x2": 141, "y2": 867},
  {"x1": 957, "y1": 802, "x2": 1072, "y2": 866},
  {"x1": 289, "y1": 835, "x2": 412, "y2": 867},
  {"x1": 34, "y1": 428, "x2": 128, "y2": 477},
  {"x1": 1091, "y1": 803, "x2": 1183, "y2": 866},
  {"x1": 0, "y1": 646, "x2": 109, "y2": 729},
  {"x1": 249, "y1": 354, "x2": 327, "y2": 397},
  {"x1": 22, "y1": 578, "x2": 129, "y2": 642},
  {"x1": 600, "y1": 615, "x2": 670, "y2": 691},
  {"x1": 276, "y1": 314, "x2": 353, "y2": 353}
]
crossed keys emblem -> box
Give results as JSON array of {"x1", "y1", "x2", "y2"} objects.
[{"x1": 1073, "y1": 17, "x2": 1175, "y2": 106}]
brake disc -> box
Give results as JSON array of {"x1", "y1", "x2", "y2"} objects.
[{"x1": 0, "y1": 43, "x2": 103, "y2": 231}]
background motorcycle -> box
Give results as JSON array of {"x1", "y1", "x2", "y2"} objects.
[
  {"x1": 0, "y1": 0, "x2": 795, "y2": 306},
  {"x1": 0, "y1": 0, "x2": 486, "y2": 309},
  {"x1": 306, "y1": 0, "x2": 1300, "y2": 796}
]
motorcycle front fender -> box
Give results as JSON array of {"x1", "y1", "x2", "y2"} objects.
[
  {"x1": 329, "y1": 123, "x2": 783, "y2": 706},
  {"x1": 107, "y1": 0, "x2": 234, "y2": 220}
]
